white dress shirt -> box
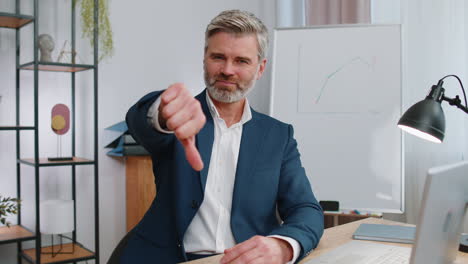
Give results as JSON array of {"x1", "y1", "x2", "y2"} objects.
[{"x1": 149, "y1": 91, "x2": 300, "y2": 263}]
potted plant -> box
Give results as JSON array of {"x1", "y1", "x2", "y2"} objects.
[
  {"x1": 73, "y1": 0, "x2": 114, "y2": 61},
  {"x1": 0, "y1": 195, "x2": 20, "y2": 227}
]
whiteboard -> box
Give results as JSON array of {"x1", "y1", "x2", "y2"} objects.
[{"x1": 270, "y1": 25, "x2": 403, "y2": 213}]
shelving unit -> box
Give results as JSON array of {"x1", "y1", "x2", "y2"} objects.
[
  {"x1": 0, "y1": 225, "x2": 35, "y2": 245},
  {"x1": 0, "y1": 8, "x2": 39, "y2": 262},
  {"x1": 19, "y1": 158, "x2": 95, "y2": 167},
  {"x1": 0, "y1": 1, "x2": 99, "y2": 263},
  {"x1": 0, "y1": 126, "x2": 35, "y2": 130},
  {"x1": 0, "y1": 12, "x2": 33, "y2": 28},
  {"x1": 19, "y1": 62, "x2": 95, "y2": 72},
  {"x1": 22, "y1": 243, "x2": 95, "y2": 264}
]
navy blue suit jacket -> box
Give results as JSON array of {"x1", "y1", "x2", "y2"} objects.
[{"x1": 124, "y1": 90, "x2": 324, "y2": 263}]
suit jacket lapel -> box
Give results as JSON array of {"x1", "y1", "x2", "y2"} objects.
[
  {"x1": 196, "y1": 91, "x2": 214, "y2": 193},
  {"x1": 231, "y1": 111, "x2": 266, "y2": 242}
]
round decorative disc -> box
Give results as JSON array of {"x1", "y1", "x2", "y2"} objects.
[
  {"x1": 51, "y1": 104, "x2": 70, "y2": 135},
  {"x1": 51, "y1": 115, "x2": 66, "y2": 130}
]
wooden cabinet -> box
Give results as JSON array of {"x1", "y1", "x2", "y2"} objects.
[
  {"x1": 324, "y1": 212, "x2": 382, "y2": 228},
  {"x1": 125, "y1": 156, "x2": 156, "y2": 232}
]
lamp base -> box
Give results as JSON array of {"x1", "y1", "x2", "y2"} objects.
[
  {"x1": 460, "y1": 233, "x2": 468, "y2": 253},
  {"x1": 47, "y1": 156, "x2": 73, "y2": 161},
  {"x1": 41, "y1": 234, "x2": 75, "y2": 257}
]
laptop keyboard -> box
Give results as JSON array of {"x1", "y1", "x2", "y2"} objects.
[{"x1": 372, "y1": 246, "x2": 410, "y2": 264}]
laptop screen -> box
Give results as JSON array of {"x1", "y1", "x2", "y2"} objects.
[{"x1": 411, "y1": 161, "x2": 468, "y2": 264}]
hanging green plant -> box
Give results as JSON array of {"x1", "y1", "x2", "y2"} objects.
[
  {"x1": 73, "y1": 0, "x2": 114, "y2": 61},
  {"x1": 0, "y1": 195, "x2": 20, "y2": 227}
]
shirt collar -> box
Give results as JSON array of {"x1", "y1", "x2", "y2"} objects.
[{"x1": 205, "y1": 90, "x2": 252, "y2": 125}]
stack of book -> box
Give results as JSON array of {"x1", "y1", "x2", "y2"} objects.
[{"x1": 104, "y1": 121, "x2": 150, "y2": 157}]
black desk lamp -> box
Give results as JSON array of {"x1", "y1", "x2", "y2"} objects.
[
  {"x1": 397, "y1": 75, "x2": 468, "y2": 253},
  {"x1": 397, "y1": 75, "x2": 468, "y2": 143}
]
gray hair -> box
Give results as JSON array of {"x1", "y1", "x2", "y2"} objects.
[{"x1": 205, "y1": 10, "x2": 269, "y2": 61}]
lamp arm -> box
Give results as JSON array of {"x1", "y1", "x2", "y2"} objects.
[
  {"x1": 442, "y1": 95, "x2": 468, "y2": 114},
  {"x1": 439, "y1": 74, "x2": 468, "y2": 108}
]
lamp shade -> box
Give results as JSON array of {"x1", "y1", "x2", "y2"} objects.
[
  {"x1": 397, "y1": 98, "x2": 445, "y2": 143},
  {"x1": 40, "y1": 200, "x2": 74, "y2": 234}
]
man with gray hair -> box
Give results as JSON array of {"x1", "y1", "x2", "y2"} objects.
[{"x1": 109, "y1": 9, "x2": 323, "y2": 264}]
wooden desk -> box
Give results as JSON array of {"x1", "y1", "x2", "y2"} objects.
[{"x1": 182, "y1": 218, "x2": 468, "y2": 264}]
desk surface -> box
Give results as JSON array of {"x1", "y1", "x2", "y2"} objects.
[{"x1": 182, "y1": 217, "x2": 468, "y2": 264}]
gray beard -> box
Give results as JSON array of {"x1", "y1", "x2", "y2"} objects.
[
  {"x1": 206, "y1": 84, "x2": 250, "y2": 103},
  {"x1": 204, "y1": 74, "x2": 257, "y2": 103}
]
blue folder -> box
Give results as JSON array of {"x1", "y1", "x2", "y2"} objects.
[{"x1": 352, "y1": 223, "x2": 416, "y2": 244}]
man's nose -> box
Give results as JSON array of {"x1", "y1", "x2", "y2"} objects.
[{"x1": 221, "y1": 61, "x2": 235, "y2": 76}]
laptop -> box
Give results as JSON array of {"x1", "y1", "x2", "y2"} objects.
[{"x1": 305, "y1": 160, "x2": 468, "y2": 264}]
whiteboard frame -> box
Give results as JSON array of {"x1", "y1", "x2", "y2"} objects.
[{"x1": 269, "y1": 24, "x2": 405, "y2": 214}]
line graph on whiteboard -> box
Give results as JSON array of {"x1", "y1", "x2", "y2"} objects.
[
  {"x1": 296, "y1": 44, "x2": 386, "y2": 114},
  {"x1": 315, "y1": 56, "x2": 376, "y2": 104}
]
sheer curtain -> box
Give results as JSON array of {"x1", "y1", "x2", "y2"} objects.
[
  {"x1": 275, "y1": 0, "x2": 370, "y2": 27},
  {"x1": 305, "y1": 0, "x2": 370, "y2": 25}
]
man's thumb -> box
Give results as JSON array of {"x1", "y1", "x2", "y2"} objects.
[{"x1": 181, "y1": 137, "x2": 204, "y2": 171}]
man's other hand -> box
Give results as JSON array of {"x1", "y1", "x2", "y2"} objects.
[
  {"x1": 159, "y1": 83, "x2": 206, "y2": 171},
  {"x1": 220, "y1": 236, "x2": 293, "y2": 264}
]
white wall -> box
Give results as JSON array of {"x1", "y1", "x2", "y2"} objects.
[
  {"x1": 372, "y1": 0, "x2": 468, "y2": 231},
  {"x1": 371, "y1": 0, "x2": 401, "y2": 24},
  {"x1": 399, "y1": 0, "x2": 468, "y2": 227},
  {"x1": 276, "y1": 0, "x2": 305, "y2": 27},
  {"x1": 0, "y1": 1, "x2": 276, "y2": 263}
]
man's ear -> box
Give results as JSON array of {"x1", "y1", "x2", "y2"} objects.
[{"x1": 256, "y1": 58, "x2": 267, "y2": 80}]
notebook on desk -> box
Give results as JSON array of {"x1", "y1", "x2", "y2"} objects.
[{"x1": 352, "y1": 223, "x2": 415, "y2": 244}]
